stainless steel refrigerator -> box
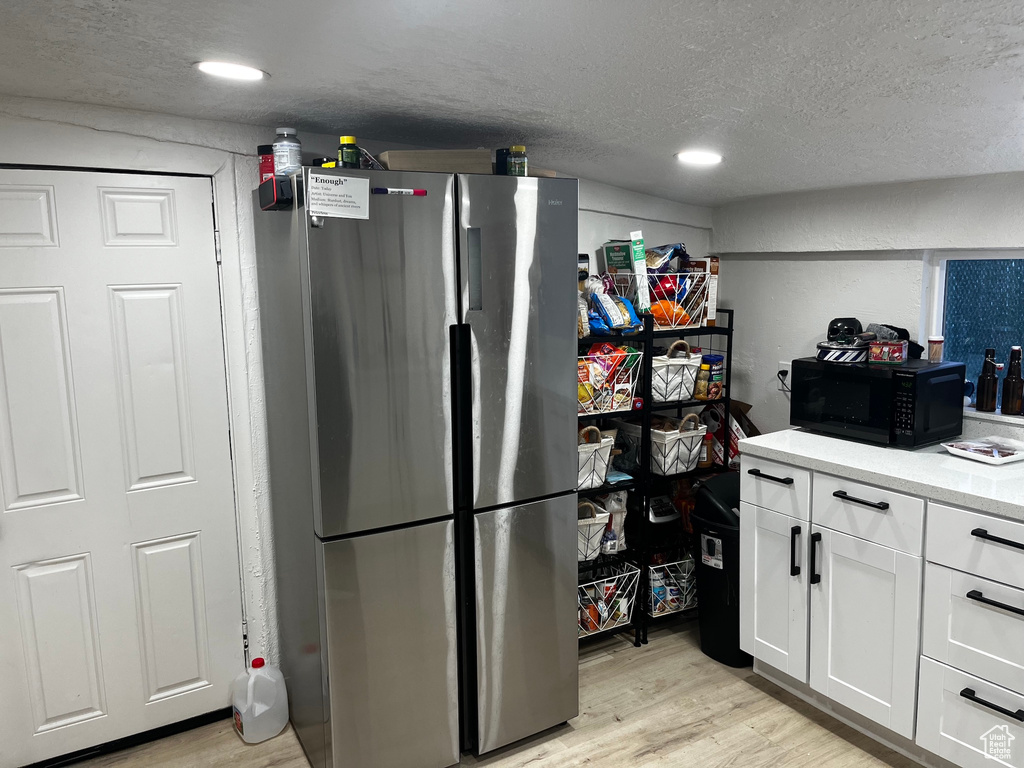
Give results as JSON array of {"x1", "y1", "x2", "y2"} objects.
[{"x1": 253, "y1": 168, "x2": 579, "y2": 768}]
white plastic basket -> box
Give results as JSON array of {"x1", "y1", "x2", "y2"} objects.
[
  {"x1": 579, "y1": 563, "x2": 640, "y2": 637},
  {"x1": 577, "y1": 349, "x2": 642, "y2": 415},
  {"x1": 649, "y1": 556, "x2": 697, "y2": 616},
  {"x1": 651, "y1": 340, "x2": 701, "y2": 403},
  {"x1": 577, "y1": 426, "x2": 614, "y2": 490},
  {"x1": 578, "y1": 501, "x2": 610, "y2": 561}
]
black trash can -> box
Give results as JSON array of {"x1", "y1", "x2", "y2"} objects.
[{"x1": 691, "y1": 472, "x2": 752, "y2": 668}]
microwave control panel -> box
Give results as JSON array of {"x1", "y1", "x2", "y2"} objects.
[{"x1": 893, "y1": 375, "x2": 915, "y2": 439}]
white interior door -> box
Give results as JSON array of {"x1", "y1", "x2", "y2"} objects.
[
  {"x1": 809, "y1": 525, "x2": 922, "y2": 739},
  {"x1": 0, "y1": 169, "x2": 243, "y2": 766},
  {"x1": 739, "y1": 502, "x2": 809, "y2": 682}
]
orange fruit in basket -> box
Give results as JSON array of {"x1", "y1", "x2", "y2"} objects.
[{"x1": 651, "y1": 300, "x2": 689, "y2": 327}]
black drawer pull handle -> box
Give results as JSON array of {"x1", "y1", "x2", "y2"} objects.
[
  {"x1": 972, "y1": 528, "x2": 1024, "y2": 552},
  {"x1": 832, "y1": 490, "x2": 890, "y2": 510},
  {"x1": 790, "y1": 525, "x2": 801, "y2": 577},
  {"x1": 810, "y1": 532, "x2": 822, "y2": 585},
  {"x1": 960, "y1": 688, "x2": 1024, "y2": 722},
  {"x1": 748, "y1": 468, "x2": 794, "y2": 486},
  {"x1": 966, "y1": 590, "x2": 1024, "y2": 618}
]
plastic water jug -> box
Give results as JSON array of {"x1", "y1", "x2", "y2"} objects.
[{"x1": 231, "y1": 657, "x2": 288, "y2": 743}]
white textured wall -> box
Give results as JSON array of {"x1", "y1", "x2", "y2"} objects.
[
  {"x1": 0, "y1": 94, "x2": 711, "y2": 663},
  {"x1": 713, "y1": 173, "x2": 1024, "y2": 254},
  {"x1": 717, "y1": 253, "x2": 924, "y2": 434},
  {"x1": 578, "y1": 179, "x2": 711, "y2": 271},
  {"x1": 712, "y1": 172, "x2": 1024, "y2": 435}
]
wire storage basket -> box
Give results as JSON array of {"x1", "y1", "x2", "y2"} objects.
[
  {"x1": 577, "y1": 426, "x2": 614, "y2": 490},
  {"x1": 578, "y1": 500, "x2": 610, "y2": 561},
  {"x1": 577, "y1": 347, "x2": 642, "y2": 415},
  {"x1": 610, "y1": 270, "x2": 711, "y2": 330},
  {"x1": 579, "y1": 562, "x2": 640, "y2": 637},
  {"x1": 648, "y1": 556, "x2": 697, "y2": 617},
  {"x1": 651, "y1": 340, "x2": 701, "y2": 403}
]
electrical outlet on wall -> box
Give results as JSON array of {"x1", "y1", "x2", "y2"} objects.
[{"x1": 777, "y1": 361, "x2": 791, "y2": 392}]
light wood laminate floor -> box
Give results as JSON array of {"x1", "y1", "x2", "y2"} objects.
[{"x1": 78, "y1": 623, "x2": 914, "y2": 767}]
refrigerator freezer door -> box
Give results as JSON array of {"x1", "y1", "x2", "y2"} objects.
[
  {"x1": 304, "y1": 169, "x2": 458, "y2": 537},
  {"x1": 473, "y1": 494, "x2": 579, "y2": 753},
  {"x1": 321, "y1": 520, "x2": 459, "y2": 768},
  {"x1": 458, "y1": 175, "x2": 579, "y2": 510}
]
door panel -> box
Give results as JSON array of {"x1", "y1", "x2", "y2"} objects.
[
  {"x1": 458, "y1": 175, "x2": 578, "y2": 509},
  {"x1": 810, "y1": 526, "x2": 922, "y2": 739},
  {"x1": 322, "y1": 521, "x2": 459, "y2": 768},
  {"x1": 0, "y1": 169, "x2": 242, "y2": 767},
  {"x1": 474, "y1": 494, "x2": 578, "y2": 753},
  {"x1": 739, "y1": 502, "x2": 809, "y2": 681},
  {"x1": 304, "y1": 169, "x2": 457, "y2": 537}
]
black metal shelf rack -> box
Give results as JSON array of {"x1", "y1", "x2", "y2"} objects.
[{"x1": 577, "y1": 308, "x2": 735, "y2": 647}]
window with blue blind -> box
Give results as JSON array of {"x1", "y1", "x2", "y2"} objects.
[{"x1": 943, "y1": 259, "x2": 1024, "y2": 402}]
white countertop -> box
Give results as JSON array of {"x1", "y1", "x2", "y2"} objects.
[{"x1": 739, "y1": 429, "x2": 1024, "y2": 522}]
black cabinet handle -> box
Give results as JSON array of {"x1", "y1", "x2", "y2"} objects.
[
  {"x1": 972, "y1": 528, "x2": 1024, "y2": 552},
  {"x1": 960, "y1": 688, "x2": 1024, "y2": 722},
  {"x1": 748, "y1": 468, "x2": 794, "y2": 486},
  {"x1": 810, "y1": 532, "x2": 822, "y2": 584},
  {"x1": 790, "y1": 525, "x2": 802, "y2": 577},
  {"x1": 832, "y1": 490, "x2": 890, "y2": 510},
  {"x1": 966, "y1": 590, "x2": 1024, "y2": 618}
]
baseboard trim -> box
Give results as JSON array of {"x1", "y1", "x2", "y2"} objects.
[{"x1": 23, "y1": 708, "x2": 232, "y2": 768}]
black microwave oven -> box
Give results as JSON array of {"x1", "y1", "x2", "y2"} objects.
[{"x1": 790, "y1": 358, "x2": 966, "y2": 447}]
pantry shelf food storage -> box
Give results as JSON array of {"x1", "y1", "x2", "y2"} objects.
[
  {"x1": 648, "y1": 557, "x2": 698, "y2": 617},
  {"x1": 578, "y1": 563, "x2": 641, "y2": 638},
  {"x1": 578, "y1": 344, "x2": 643, "y2": 415},
  {"x1": 574, "y1": 310, "x2": 737, "y2": 648}
]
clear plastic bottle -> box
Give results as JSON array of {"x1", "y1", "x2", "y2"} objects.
[
  {"x1": 231, "y1": 657, "x2": 289, "y2": 744},
  {"x1": 272, "y1": 128, "x2": 302, "y2": 176}
]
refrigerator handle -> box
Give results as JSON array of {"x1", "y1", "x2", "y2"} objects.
[
  {"x1": 450, "y1": 323, "x2": 474, "y2": 511},
  {"x1": 467, "y1": 227, "x2": 482, "y2": 311}
]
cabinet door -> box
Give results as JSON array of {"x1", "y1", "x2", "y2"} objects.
[
  {"x1": 810, "y1": 526, "x2": 922, "y2": 739},
  {"x1": 740, "y1": 502, "x2": 809, "y2": 682}
]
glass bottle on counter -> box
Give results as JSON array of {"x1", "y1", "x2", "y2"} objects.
[
  {"x1": 976, "y1": 347, "x2": 999, "y2": 412},
  {"x1": 1002, "y1": 346, "x2": 1023, "y2": 416}
]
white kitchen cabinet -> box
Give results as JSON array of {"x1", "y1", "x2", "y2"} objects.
[
  {"x1": 739, "y1": 502, "x2": 809, "y2": 682},
  {"x1": 917, "y1": 656, "x2": 1024, "y2": 768},
  {"x1": 809, "y1": 525, "x2": 922, "y2": 739},
  {"x1": 923, "y1": 563, "x2": 1024, "y2": 695}
]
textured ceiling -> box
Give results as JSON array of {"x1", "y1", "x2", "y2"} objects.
[{"x1": 4, "y1": 0, "x2": 1024, "y2": 205}]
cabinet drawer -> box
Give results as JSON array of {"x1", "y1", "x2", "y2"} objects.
[
  {"x1": 812, "y1": 473, "x2": 924, "y2": 556},
  {"x1": 917, "y1": 656, "x2": 1024, "y2": 768},
  {"x1": 740, "y1": 456, "x2": 811, "y2": 521},
  {"x1": 928, "y1": 503, "x2": 1024, "y2": 590},
  {"x1": 923, "y1": 563, "x2": 1024, "y2": 695}
]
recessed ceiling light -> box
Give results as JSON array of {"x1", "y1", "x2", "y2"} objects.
[
  {"x1": 196, "y1": 61, "x2": 267, "y2": 81},
  {"x1": 676, "y1": 150, "x2": 723, "y2": 166}
]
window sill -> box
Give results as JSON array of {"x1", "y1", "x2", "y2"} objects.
[{"x1": 964, "y1": 406, "x2": 1024, "y2": 428}]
